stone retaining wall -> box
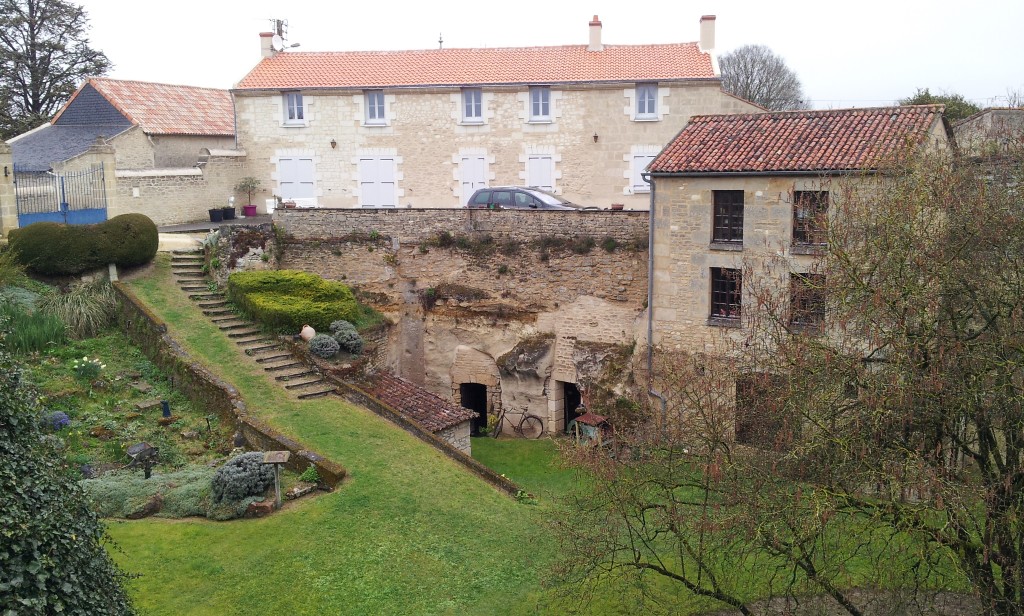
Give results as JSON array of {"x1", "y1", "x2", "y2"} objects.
[
  {"x1": 274, "y1": 208, "x2": 648, "y2": 244},
  {"x1": 112, "y1": 282, "x2": 347, "y2": 486}
]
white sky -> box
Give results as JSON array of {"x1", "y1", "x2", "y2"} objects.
[{"x1": 76, "y1": 0, "x2": 1023, "y2": 109}]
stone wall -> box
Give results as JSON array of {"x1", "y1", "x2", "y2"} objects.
[
  {"x1": 275, "y1": 207, "x2": 648, "y2": 244},
  {"x1": 649, "y1": 174, "x2": 827, "y2": 352},
  {"x1": 112, "y1": 153, "x2": 248, "y2": 226},
  {"x1": 234, "y1": 82, "x2": 760, "y2": 210},
  {"x1": 151, "y1": 135, "x2": 237, "y2": 168}
]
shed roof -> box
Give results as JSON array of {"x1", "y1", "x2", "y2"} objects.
[
  {"x1": 649, "y1": 105, "x2": 946, "y2": 175},
  {"x1": 363, "y1": 372, "x2": 475, "y2": 432}
]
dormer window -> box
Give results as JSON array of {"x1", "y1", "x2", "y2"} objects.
[{"x1": 283, "y1": 92, "x2": 305, "y2": 125}]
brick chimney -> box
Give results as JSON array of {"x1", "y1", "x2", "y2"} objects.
[
  {"x1": 260, "y1": 32, "x2": 276, "y2": 59},
  {"x1": 699, "y1": 15, "x2": 716, "y2": 53},
  {"x1": 588, "y1": 15, "x2": 603, "y2": 52}
]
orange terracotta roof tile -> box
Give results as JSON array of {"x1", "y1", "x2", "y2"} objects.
[
  {"x1": 70, "y1": 78, "x2": 234, "y2": 136},
  {"x1": 649, "y1": 105, "x2": 946, "y2": 174},
  {"x1": 235, "y1": 43, "x2": 714, "y2": 90}
]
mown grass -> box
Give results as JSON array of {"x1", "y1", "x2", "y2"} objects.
[{"x1": 112, "y1": 254, "x2": 564, "y2": 615}]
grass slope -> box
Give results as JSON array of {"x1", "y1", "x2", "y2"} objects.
[{"x1": 112, "y1": 255, "x2": 558, "y2": 615}]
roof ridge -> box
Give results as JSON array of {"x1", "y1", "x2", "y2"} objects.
[{"x1": 90, "y1": 76, "x2": 229, "y2": 93}]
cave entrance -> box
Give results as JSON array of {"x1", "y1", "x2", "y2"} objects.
[
  {"x1": 460, "y1": 383, "x2": 489, "y2": 436},
  {"x1": 562, "y1": 382, "x2": 582, "y2": 433}
]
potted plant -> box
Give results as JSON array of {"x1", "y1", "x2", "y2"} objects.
[
  {"x1": 222, "y1": 197, "x2": 237, "y2": 220},
  {"x1": 235, "y1": 177, "x2": 263, "y2": 216},
  {"x1": 208, "y1": 207, "x2": 224, "y2": 222}
]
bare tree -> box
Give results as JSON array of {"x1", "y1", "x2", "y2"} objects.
[
  {"x1": 555, "y1": 130, "x2": 1024, "y2": 614},
  {"x1": 719, "y1": 44, "x2": 807, "y2": 111},
  {"x1": 0, "y1": 0, "x2": 110, "y2": 138}
]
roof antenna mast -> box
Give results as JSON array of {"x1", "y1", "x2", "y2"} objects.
[
  {"x1": 268, "y1": 18, "x2": 301, "y2": 51},
  {"x1": 438, "y1": 33, "x2": 443, "y2": 50}
]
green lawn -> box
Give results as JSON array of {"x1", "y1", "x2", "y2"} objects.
[{"x1": 110, "y1": 255, "x2": 572, "y2": 615}]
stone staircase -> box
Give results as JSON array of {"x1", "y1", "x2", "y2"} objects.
[{"x1": 170, "y1": 251, "x2": 338, "y2": 400}]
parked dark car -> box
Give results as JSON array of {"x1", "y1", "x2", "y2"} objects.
[{"x1": 465, "y1": 187, "x2": 580, "y2": 210}]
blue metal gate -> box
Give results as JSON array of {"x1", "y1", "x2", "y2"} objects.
[{"x1": 13, "y1": 165, "x2": 108, "y2": 227}]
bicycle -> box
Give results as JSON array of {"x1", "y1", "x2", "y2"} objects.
[{"x1": 491, "y1": 406, "x2": 544, "y2": 439}]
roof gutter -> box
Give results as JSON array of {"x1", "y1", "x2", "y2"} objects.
[
  {"x1": 641, "y1": 171, "x2": 668, "y2": 433},
  {"x1": 230, "y1": 77, "x2": 722, "y2": 95},
  {"x1": 648, "y1": 168, "x2": 876, "y2": 178}
]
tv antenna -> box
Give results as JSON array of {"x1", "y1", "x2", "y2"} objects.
[{"x1": 269, "y1": 18, "x2": 301, "y2": 51}]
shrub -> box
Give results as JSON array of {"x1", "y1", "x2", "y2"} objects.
[
  {"x1": 37, "y1": 279, "x2": 117, "y2": 338},
  {"x1": 81, "y1": 467, "x2": 216, "y2": 519},
  {"x1": 570, "y1": 235, "x2": 596, "y2": 254},
  {"x1": 330, "y1": 320, "x2": 363, "y2": 355},
  {"x1": 299, "y1": 465, "x2": 320, "y2": 484},
  {"x1": 0, "y1": 301, "x2": 67, "y2": 354},
  {"x1": 309, "y1": 333, "x2": 340, "y2": 358},
  {"x1": 8, "y1": 214, "x2": 158, "y2": 275},
  {"x1": 210, "y1": 452, "x2": 275, "y2": 504},
  {"x1": 227, "y1": 270, "x2": 360, "y2": 332},
  {"x1": 601, "y1": 236, "x2": 619, "y2": 252},
  {"x1": 0, "y1": 246, "x2": 28, "y2": 287},
  {"x1": 47, "y1": 410, "x2": 70, "y2": 431}
]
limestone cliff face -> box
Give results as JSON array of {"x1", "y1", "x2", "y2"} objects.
[{"x1": 281, "y1": 229, "x2": 647, "y2": 433}]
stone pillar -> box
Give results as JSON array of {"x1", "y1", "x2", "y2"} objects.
[{"x1": 0, "y1": 141, "x2": 16, "y2": 237}]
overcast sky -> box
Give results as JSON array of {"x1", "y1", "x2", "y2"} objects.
[{"x1": 76, "y1": 0, "x2": 1022, "y2": 109}]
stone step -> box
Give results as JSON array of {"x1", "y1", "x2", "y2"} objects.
[
  {"x1": 197, "y1": 299, "x2": 230, "y2": 308},
  {"x1": 189, "y1": 292, "x2": 225, "y2": 300},
  {"x1": 263, "y1": 360, "x2": 304, "y2": 372},
  {"x1": 227, "y1": 328, "x2": 262, "y2": 338},
  {"x1": 255, "y1": 353, "x2": 293, "y2": 363},
  {"x1": 171, "y1": 255, "x2": 203, "y2": 262},
  {"x1": 273, "y1": 368, "x2": 316, "y2": 380},
  {"x1": 242, "y1": 342, "x2": 282, "y2": 353},
  {"x1": 284, "y1": 377, "x2": 328, "y2": 390},
  {"x1": 297, "y1": 387, "x2": 338, "y2": 400},
  {"x1": 172, "y1": 264, "x2": 204, "y2": 270},
  {"x1": 202, "y1": 307, "x2": 235, "y2": 317},
  {"x1": 211, "y1": 314, "x2": 245, "y2": 323}
]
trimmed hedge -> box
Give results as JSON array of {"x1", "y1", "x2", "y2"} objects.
[
  {"x1": 227, "y1": 270, "x2": 359, "y2": 332},
  {"x1": 8, "y1": 214, "x2": 158, "y2": 275}
]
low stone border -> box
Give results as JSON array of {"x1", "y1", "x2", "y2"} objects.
[{"x1": 111, "y1": 282, "x2": 347, "y2": 487}]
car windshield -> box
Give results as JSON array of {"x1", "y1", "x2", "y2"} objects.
[{"x1": 527, "y1": 189, "x2": 572, "y2": 206}]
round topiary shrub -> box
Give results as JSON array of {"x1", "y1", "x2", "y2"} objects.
[
  {"x1": 330, "y1": 320, "x2": 363, "y2": 355},
  {"x1": 309, "y1": 333, "x2": 340, "y2": 358},
  {"x1": 8, "y1": 214, "x2": 158, "y2": 275},
  {"x1": 210, "y1": 452, "x2": 275, "y2": 504}
]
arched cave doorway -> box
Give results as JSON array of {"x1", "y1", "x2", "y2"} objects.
[
  {"x1": 563, "y1": 382, "x2": 582, "y2": 433},
  {"x1": 460, "y1": 383, "x2": 489, "y2": 435}
]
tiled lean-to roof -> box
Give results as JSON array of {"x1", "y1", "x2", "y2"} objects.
[
  {"x1": 235, "y1": 43, "x2": 715, "y2": 90},
  {"x1": 649, "y1": 105, "x2": 946, "y2": 174},
  {"x1": 52, "y1": 77, "x2": 235, "y2": 136},
  {"x1": 363, "y1": 372, "x2": 475, "y2": 433}
]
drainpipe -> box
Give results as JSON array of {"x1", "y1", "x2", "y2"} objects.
[{"x1": 642, "y1": 172, "x2": 668, "y2": 432}]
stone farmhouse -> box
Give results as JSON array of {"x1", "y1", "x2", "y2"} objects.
[
  {"x1": 646, "y1": 104, "x2": 950, "y2": 351},
  {"x1": 231, "y1": 15, "x2": 759, "y2": 210},
  {"x1": 644, "y1": 104, "x2": 950, "y2": 439}
]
